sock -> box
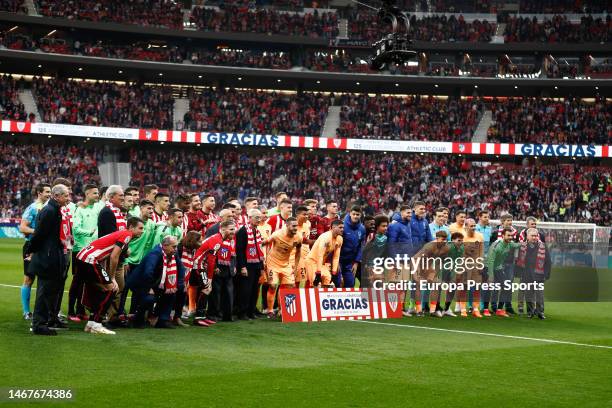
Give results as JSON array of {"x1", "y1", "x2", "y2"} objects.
[
  {"x1": 444, "y1": 301, "x2": 451, "y2": 311},
  {"x1": 415, "y1": 301, "x2": 421, "y2": 313},
  {"x1": 188, "y1": 286, "x2": 197, "y2": 312},
  {"x1": 21, "y1": 285, "x2": 31, "y2": 314},
  {"x1": 429, "y1": 302, "x2": 437, "y2": 313},
  {"x1": 267, "y1": 287, "x2": 276, "y2": 312}
]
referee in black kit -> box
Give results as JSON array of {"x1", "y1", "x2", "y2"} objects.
[{"x1": 28, "y1": 184, "x2": 71, "y2": 336}]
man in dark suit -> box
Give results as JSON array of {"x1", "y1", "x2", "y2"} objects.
[
  {"x1": 29, "y1": 184, "x2": 71, "y2": 335},
  {"x1": 126, "y1": 235, "x2": 185, "y2": 329}
]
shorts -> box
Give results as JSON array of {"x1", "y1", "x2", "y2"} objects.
[
  {"x1": 23, "y1": 241, "x2": 34, "y2": 279},
  {"x1": 77, "y1": 260, "x2": 112, "y2": 285},
  {"x1": 267, "y1": 267, "x2": 295, "y2": 286},
  {"x1": 189, "y1": 268, "x2": 210, "y2": 289},
  {"x1": 467, "y1": 267, "x2": 483, "y2": 283},
  {"x1": 305, "y1": 259, "x2": 333, "y2": 286}
]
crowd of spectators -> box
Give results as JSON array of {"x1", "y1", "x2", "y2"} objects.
[
  {"x1": 179, "y1": 87, "x2": 329, "y2": 136},
  {"x1": 2, "y1": 32, "x2": 294, "y2": 70},
  {"x1": 0, "y1": 74, "x2": 30, "y2": 121},
  {"x1": 32, "y1": 77, "x2": 174, "y2": 129},
  {"x1": 347, "y1": 11, "x2": 495, "y2": 43},
  {"x1": 518, "y1": 0, "x2": 608, "y2": 14},
  {"x1": 34, "y1": 0, "x2": 184, "y2": 29},
  {"x1": 0, "y1": 0, "x2": 26, "y2": 13},
  {"x1": 337, "y1": 94, "x2": 483, "y2": 141},
  {"x1": 0, "y1": 141, "x2": 102, "y2": 218},
  {"x1": 487, "y1": 96, "x2": 610, "y2": 145},
  {"x1": 4, "y1": 139, "x2": 608, "y2": 227},
  {"x1": 189, "y1": 5, "x2": 339, "y2": 38},
  {"x1": 503, "y1": 15, "x2": 610, "y2": 43}
]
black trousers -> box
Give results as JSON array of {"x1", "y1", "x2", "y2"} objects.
[
  {"x1": 68, "y1": 252, "x2": 86, "y2": 315},
  {"x1": 211, "y1": 273, "x2": 234, "y2": 320},
  {"x1": 32, "y1": 276, "x2": 62, "y2": 330},
  {"x1": 238, "y1": 265, "x2": 262, "y2": 317},
  {"x1": 52, "y1": 254, "x2": 70, "y2": 319}
]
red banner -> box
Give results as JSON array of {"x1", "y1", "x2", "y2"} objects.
[{"x1": 279, "y1": 288, "x2": 403, "y2": 323}]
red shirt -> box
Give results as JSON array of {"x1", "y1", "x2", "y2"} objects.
[
  {"x1": 76, "y1": 230, "x2": 133, "y2": 264},
  {"x1": 317, "y1": 215, "x2": 339, "y2": 237},
  {"x1": 194, "y1": 233, "x2": 236, "y2": 279}
]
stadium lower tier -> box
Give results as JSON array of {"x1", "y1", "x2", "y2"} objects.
[
  {"x1": 0, "y1": 75, "x2": 609, "y2": 145},
  {"x1": 0, "y1": 139, "x2": 609, "y2": 226}
]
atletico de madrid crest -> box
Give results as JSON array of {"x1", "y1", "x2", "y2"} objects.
[
  {"x1": 248, "y1": 247, "x2": 256, "y2": 256},
  {"x1": 284, "y1": 294, "x2": 297, "y2": 317}
]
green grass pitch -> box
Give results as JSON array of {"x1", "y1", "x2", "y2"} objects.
[{"x1": 0, "y1": 238, "x2": 611, "y2": 407}]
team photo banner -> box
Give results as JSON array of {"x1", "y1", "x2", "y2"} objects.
[
  {"x1": 2, "y1": 120, "x2": 610, "y2": 158},
  {"x1": 279, "y1": 288, "x2": 404, "y2": 323}
]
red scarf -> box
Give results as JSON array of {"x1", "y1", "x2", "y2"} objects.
[
  {"x1": 60, "y1": 206, "x2": 73, "y2": 253},
  {"x1": 516, "y1": 241, "x2": 546, "y2": 275},
  {"x1": 106, "y1": 202, "x2": 126, "y2": 230},
  {"x1": 160, "y1": 248, "x2": 178, "y2": 290},
  {"x1": 181, "y1": 248, "x2": 195, "y2": 284},
  {"x1": 245, "y1": 223, "x2": 264, "y2": 263}
]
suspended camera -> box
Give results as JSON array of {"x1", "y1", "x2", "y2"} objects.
[{"x1": 368, "y1": 0, "x2": 417, "y2": 70}]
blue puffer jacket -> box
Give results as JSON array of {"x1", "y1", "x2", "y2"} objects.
[
  {"x1": 410, "y1": 214, "x2": 433, "y2": 247},
  {"x1": 340, "y1": 214, "x2": 366, "y2": 264},
  {"x1": 388, "y1": 214, "x2": 412, "y2": 244}
]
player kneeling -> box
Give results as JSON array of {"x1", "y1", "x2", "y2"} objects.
[{"x1": 304, "y1": 220, "x2": 344, "y2": 289}]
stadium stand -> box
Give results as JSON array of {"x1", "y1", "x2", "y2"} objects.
[
  {"x1": 0, "y1": 74, "x2": 29, "y2": 121},
  {"x1": 337, "y1": 94, "x2": 483, "y2": 141},
  {"x1": 487, "y1": 96, "x2": 610, "y2": 145},
  {"x1": 0, "y1": 140, "x2": 609, "y2": 226}
]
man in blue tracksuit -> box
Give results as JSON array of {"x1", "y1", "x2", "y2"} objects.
[
  {"x1": 410, "y1": 201, "x2": 433, "y2": 251},
  {"x1": 336, "y1": 206, "x2": 366, "y2": 288},
  {"x1": 387, "y1": 205, "x2": 413, "y2": 314}
]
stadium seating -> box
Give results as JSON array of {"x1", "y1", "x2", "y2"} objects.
[
  {"x1": 0, "y1": 74, "x2": 29, "y2": 121},
  {"x1": 0, "y1": 0, "x2": 26, "y2": 13},
  {"x1": 0, "y1": 141, "x2": 102, "y2": 218},
  {"x1": 487, "y1": 96, "x2": 610, "y2": 145},
  {"x1": 2, "y1": 140, "x2": 609, "y2": 226},
  {"x1": 503, "y1": 15, "x2": 610, "y2": 43},
  {"x1": 346, "y1": 11, "x2": 495, "y2": 42},
  {"x1": 180, "y1": 87, "x2": 329, "y2": 136},
  {"x1": 189, "y1": 5, "x2": 339, "y2": 38},
  {"x1": 34, "y1": 0, "x2": 183, "y2": 29},
  {"x1": 31, "y1": 77, "x2": 174, "y2": 129},
  {"x1": 518, "y1": 0, "x2": 608, "y2": 14},
  {"x1": 337, "y1": 94, "x2": 483, "y2": 141}
]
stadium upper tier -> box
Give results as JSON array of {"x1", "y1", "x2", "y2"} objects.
[
  {"x1": 2, "y1": 28, "x2": 609, "y2": 79},
  {"x1": 0, "y1": 75, "x2": 609, "y2": 145},
  {"x1": 0, "y1": 140, "x2": 609, "y2": 227},
  {"x1": 1, "y1": 1, "x2": 609, "y2": 44}
]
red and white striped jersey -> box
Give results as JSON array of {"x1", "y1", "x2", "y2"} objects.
[
  {"x1": 267, "y1": 214, "x2": 287, "y2": 234},
  {"x1": 76, "y1": 230, "x2": 133, "y2": 264},
  {"x1": 152, "y1": 210, "x2": 168, "y2": 224}
]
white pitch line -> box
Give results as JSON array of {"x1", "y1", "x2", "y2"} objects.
[
  {"x1": 354, "y1": 320, "x2": 612, "y2": 350},
  {"x1": 0, "y1": 283, "x2": 130, "y2": 298}
]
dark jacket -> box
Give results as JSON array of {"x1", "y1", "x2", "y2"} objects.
[
  {"x1": 235, "y1": 225, "x2": 263, "y2": 271},
  {"x1": 97, "y1": 206, "x2": 118, "y2": 238},
  {"x1": 205, "y1": 222, "x2": 220, "y2": 238},
  {"x1": 515, "y1": 243, "x2": 552, "y2": 281},
  {"x1": 126, "y1": 245, "x2": 186, "y2": 292},
  {"x1": 387, "y1": 213, "x2": 414, "y2": 256},
  {"x1": 28, "y1": 198, "x2": 66, "y2": 279},
  {"x1": 410, "y1": 213, "x2": 433, "y2": 248},
  {"x1": 340, "y1": 214, "x2": 366, "y2": 264}
]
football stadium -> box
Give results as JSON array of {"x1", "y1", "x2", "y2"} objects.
[{"x1": 0, "y1": 0, "x2": 610, "y2": 406}]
